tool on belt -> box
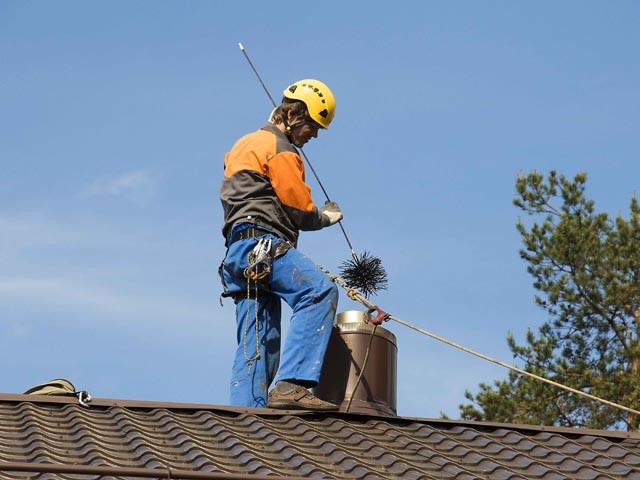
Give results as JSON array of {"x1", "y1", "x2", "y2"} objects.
[
  {"x1": 244, "y1": 237, "x2": 272, "y2": 280},
  {"x1": 243, "y1": 237, "x2": 292, "y2": 281}
]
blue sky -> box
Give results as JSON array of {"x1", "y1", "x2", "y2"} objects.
[{"x1": 2, "y1": 1, "x2": 639, "y2": 419}]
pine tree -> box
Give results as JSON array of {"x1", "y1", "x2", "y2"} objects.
[{"x1": 460, "y1": 170, "x2": 640, "y2": 431}]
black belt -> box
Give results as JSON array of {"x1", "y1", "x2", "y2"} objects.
[
  {"x1": 230, "y1": 227, "x2": 269, "y2": 245},
  {"x1": 228, "y1": 227, "x2": 292, "y2": 260}
]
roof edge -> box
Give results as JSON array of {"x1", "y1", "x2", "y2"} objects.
[{"x1": 2, "y1": 393, "x2": 638, "y2": 440}]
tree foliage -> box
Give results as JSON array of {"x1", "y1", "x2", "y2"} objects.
[{"x1": 459, "y1": 170, "x2": 640, "y2": 431}]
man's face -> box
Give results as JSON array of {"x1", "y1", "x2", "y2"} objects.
[{"x1": 288, "y1": 113, "x2": 322, "y2": 148}]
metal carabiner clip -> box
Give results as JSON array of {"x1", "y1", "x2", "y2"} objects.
[{"x1": 245, "y1": 237, "x2": 273, "y2": 280}]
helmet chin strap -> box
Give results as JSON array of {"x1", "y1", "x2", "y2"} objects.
[
  {"x1": 268, "y1": 107, "x2": 301, "y2": 138},
  {"x1": 283, "y1": 118, "x2": 305, "y2": 142},
  {"x1": 271, "y1": 106, "x2": 307, "y2": 144}
]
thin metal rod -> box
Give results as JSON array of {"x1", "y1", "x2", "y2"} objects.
[
  {"x1": 238, "y1": 42, "x2": 357, "y2": 260},
  {"x1": 299, "y1": 148, "x2": 356, "y2": 255},
  {"x1": 238, "y1": 43, "x2": 277, "y2": 108}
]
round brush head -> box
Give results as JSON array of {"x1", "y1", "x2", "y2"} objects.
[{"x1": 339, "y1": 251, "x2": 388, "y2": 298}]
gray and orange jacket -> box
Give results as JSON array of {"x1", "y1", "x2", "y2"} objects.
[{"x1": 220, "y1": 123, "x2": 329, "y2": 246}]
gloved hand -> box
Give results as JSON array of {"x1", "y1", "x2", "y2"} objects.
[{"x1": 320, "y1": 201, "x2": 343, "y2": 226}]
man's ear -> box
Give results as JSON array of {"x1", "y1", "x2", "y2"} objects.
[
  {"x1": 286, "y1": 110, "x2": 295, "y2": 123},
  {"x1": 287, "y1": 110, "x2": 304, "y2": 125}
]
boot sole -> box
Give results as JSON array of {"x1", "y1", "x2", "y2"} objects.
[{"x1": 267, "y1": 400, "x2": 339, "y2": 411}]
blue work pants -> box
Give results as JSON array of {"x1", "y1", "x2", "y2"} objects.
[{"x1": 221, "y1": 230, "x2": 338, "y2": 407}]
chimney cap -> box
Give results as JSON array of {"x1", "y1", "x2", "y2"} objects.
[{"x1": 334, "y1": 310, "x2": 397, "y2": 345}]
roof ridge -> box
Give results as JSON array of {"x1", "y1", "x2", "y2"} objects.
[{"x1": 2, "y1": 393, "x2": 639, "y2": 440}]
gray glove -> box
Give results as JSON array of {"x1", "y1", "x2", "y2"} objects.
[{"x1": 320, "y1": 201, "x2": 343, "y2": 226}]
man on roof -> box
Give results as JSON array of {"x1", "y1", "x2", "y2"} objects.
[{"x1": 219, "y1": 79, "x2": 342, "y2": 410}]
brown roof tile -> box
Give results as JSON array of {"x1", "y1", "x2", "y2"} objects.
[{"x1": 1, "y1": 394, "x2": 640, "y2": 479}]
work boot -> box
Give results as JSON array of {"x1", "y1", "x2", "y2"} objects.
[{"x1": 267, "y1": 381, "x2": 338, "y2": 411}]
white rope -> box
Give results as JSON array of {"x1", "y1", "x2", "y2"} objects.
[{"x1": 320, "y1": 266, "x2": 640, "y2": 419}]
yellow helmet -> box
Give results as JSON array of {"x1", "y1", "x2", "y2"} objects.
[{"x1": 283, "y1": 79, "x2": 335, "y2": 129}]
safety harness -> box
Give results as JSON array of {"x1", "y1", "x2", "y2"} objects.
[{"x1": 240, "y1": 234, "x2": 291, "y2": 372}]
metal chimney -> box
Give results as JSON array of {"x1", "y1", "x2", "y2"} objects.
[{"x1": 315, "y1": 310, "x2": 397, "y2": 416}]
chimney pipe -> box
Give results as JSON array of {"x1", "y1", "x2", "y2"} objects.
[{"x1": 315, "y1": 310, "x2": 397, "y2": 416}]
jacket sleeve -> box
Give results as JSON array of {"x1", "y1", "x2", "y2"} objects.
[{"x1": 267, "y1": 151, "x2": 329, "y2": 231}]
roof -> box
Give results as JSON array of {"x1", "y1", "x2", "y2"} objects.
[{"x1": 1, "y1": 393, "x2": 639, "y2": 479}]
